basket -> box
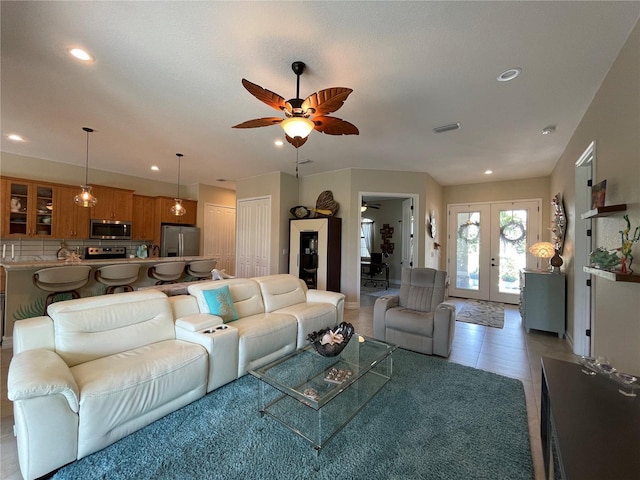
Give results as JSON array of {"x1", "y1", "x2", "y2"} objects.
[{"x1": 307, "y1": 322, "x2": 355, "y2": 357}]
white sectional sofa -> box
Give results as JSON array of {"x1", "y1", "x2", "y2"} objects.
[{"x1": 7, "y1": 274, "x2": 344, "y2": 480}]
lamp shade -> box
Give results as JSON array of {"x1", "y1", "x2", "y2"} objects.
[
  {"x1": 281, "y1": 117, "x2": 314, "y2": 139},
  {"x1": 170, "y1": 198, "x2": 186, "y2": 217},
  {"x1": 528, "y1": 242, "x2": 556, "y2": 258},
  {"x1": 74, "y1": 185, "x2": 97, "y2": 208}
]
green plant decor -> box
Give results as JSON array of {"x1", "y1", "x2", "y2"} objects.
[{"x1": 619, "y1": 215, "x2": 640, "y2": 274}]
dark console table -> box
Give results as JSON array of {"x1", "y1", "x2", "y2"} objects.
[{"x1": 541, "y1": 357, "x2": 640, "y2": 479}]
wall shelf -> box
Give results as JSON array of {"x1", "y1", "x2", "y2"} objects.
[
  {"x1": 583, "y1": 266, "x2": 640, "y2": 283},
  {"x1": 580, "y1": 204, "x2": 627, "y2": 220}
]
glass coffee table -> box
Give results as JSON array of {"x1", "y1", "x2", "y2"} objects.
[{"x1": 249, "y1": 334, "x2": 397, "y2": 451}]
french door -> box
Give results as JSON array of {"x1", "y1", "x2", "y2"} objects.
[{"x1": 448, "y1": 201, "x2": 541, "y2": 304}]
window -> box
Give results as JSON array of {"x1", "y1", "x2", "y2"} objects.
[{"x1": 361, "y1": 218, "x2": 374, "y2": 259}]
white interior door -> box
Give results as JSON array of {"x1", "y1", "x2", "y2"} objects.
[
  {"x1": 575, "y1": 141, "x2": 595, "y2": 356},
  {"x1": 204, "y1": 203, "x2": 236, "y2": 275},
  {"x1": 448, "y1": 200, "x2": 540, "y2": 304},
  {"x1": 401, "y1": 198, "x2": 414, "y2": 268},
  {"x1": 235, "y1": 196, "x2": 270, "y2": 278}
]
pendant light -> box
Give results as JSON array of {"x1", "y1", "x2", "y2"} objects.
[
  {"x1": 170, "y1": 153, "x2": 186, "y2": 216},
  {"x1": 74, "y1": 127, "x2": 98, "y2": 207}
]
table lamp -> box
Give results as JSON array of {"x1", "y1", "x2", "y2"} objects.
[{"x1": 529, "y1": 242, "x2": 557, "y2": 272}]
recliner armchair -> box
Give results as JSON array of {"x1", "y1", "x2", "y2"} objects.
[{"x1": 373, "y1": 267, "x2": 455, "y2": 357}]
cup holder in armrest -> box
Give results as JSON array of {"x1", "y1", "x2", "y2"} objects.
[{"x1": 202, "y1": 325, "x2": 229, "y2": 334}]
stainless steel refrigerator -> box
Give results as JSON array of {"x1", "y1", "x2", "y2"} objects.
[{"x1": 160, "y1": 224, "x2": 200, "y2": 257}]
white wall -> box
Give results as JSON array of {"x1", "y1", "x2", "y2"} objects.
[{"x1": 551, "y1": 20, "x2": 640, "y2": 372}]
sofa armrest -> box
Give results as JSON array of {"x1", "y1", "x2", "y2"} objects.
[
  {"x1": 8, "y1": 349, "x2": 79, "y2": 413},
  {"x1": 432, "y1": 302, "x2": 456, "y2": 357},
  {"x1": 373, "y1": 295, "x2": 399, "y2": 340},
  {"x1": 306, "y1": 290, "x2": 345, "y2": 322},
  {"x1": 175, "y1": 313, "x2": 223, "y2": 332},
  {"x1": 13, "y1": 316, "x2": 55, "y2": 355}
]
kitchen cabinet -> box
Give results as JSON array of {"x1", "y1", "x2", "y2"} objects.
[
  {"x1": 520, "y1": 270, "x2": 565, "y2": 338},
  {"x1": 132, "y1": 194, "x2": 156, "y2": 240},
  {"x1": 155, "y1": 197, "x2": 197, "y2": 226},
  {"x1": 2, "y1": 178, "x2": 55, "y2": 238},
  {"x1": 53, "y1": 185, "x2": 90, "y2": 239},
  {"x1": 289, "y1": 217, "x2": 341, "y2": 292},
  {"x1": 89, "y1": 186, "x2": 134, "y2": 221}
]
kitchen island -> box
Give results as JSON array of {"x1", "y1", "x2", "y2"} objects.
[{"x1": 1, "y1": 255, "x2": 217, "y2": 340}]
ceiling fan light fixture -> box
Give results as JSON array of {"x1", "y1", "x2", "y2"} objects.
[
  {"x1": 281, "y1": 116, "x2": 314, "y2": 139},
  {"x1": 361, "y1": 205, "x2": 367, "y2": 212}
]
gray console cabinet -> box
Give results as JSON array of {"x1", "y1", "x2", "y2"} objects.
[{"x1": 520, "y1": 270, "x2": 565, "y2": 338}]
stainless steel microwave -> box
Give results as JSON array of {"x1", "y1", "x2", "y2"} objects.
[{"x1": 90, "y1": 219, "x2": 132, "y2": 240}]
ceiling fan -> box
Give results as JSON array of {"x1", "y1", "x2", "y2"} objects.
[
  {"x1": 361, "y1": 201, "x2": 382, "y2": 212},
  {"x1": 232, "y1": 61, "x2": 359, "y2": 148}
]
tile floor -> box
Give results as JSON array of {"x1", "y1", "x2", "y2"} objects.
[{"x1": 1, "y1": 293, "x2": 576, "y2": 480}]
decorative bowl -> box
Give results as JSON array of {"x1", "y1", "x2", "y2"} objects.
[{"x1": 307, "y1": 322, "x2": 355, "y2": 357}]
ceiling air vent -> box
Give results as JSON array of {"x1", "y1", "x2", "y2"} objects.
[{"x1": 433, "y1": 123, "x2": 461, "y2": 134}]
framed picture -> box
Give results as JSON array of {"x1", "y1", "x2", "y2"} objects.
[{"x1": 591, "y1": 180, "x2": 607, "y2": 209}]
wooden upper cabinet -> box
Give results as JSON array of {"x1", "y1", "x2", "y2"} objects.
[
  {"x1": 53, "y1": 185, "x2": 90, "y2": 239},
  {"x1": 132, "y1": 194, "x2": 156, "y2": 240},
  {"x1": 2, "y1": 178, "x2": 55, "y2": 238},
  {"x1": 89, "y1": 186, "x2": 134, "y2": 221},
  {"x1": 155, "y1": 197, "x2": 197, "y2": 226}
]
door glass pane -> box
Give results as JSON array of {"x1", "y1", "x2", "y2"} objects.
[
  {"x1": 498, "y1": 209, "x2": 528, "y2": 293},
  {"x1": 455, "y1": 212, "x2": 481, "y2": 290}
]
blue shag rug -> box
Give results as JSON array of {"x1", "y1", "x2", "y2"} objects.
[{"x1": 53, "y1": 349, "x2": 533, "y2": 480}]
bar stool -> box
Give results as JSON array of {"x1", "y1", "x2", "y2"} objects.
[
  {"x1": 185, "y1": 259, "x2": 217, "y2": 280},
  {"x1": 95, "y1": 264, "x2": 141, "y2": 294},
  {"x1": 33, "y1": 265, "x2": 92, "y2": 315},
  {"x1": 147, "y1": 261, "x2": 186, "y2": 285}
]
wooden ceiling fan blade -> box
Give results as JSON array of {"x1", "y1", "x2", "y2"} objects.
[
  {"x1": 313, "y1": 116, "x2": 359, "y2": 135},
  {"x1": 302, "y1": 87, "x2": 353, "y2": 116},
  {"x1": 232, "y1": 117, "x2": 283, "y2": 129},
  {"x1": 285, "y1": 134, "x2": 309, "y2": 148},
  {"x1": 241, "y1": 79, "x2": 287, "y2": 112}
]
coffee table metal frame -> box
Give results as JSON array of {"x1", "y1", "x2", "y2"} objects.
[{"x1": 249, "y1": 334, "x2": 397, "y2": 451}]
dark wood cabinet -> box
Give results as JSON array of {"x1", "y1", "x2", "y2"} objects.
[{"x1": 289, "y1": 217, "x2": 341, "y2": 292}]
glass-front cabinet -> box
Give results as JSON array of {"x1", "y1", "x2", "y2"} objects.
[{"x1": 3, "y1": 178, "x2": 55, "y2": 238}]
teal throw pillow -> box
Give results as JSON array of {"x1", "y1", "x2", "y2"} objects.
[{"x1": 202, "y1": 285, "x2": 239, "y2": 323}]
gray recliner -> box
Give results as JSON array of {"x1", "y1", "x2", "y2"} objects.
[{"x1": 373, "y1": 267, "x2": 455, "y2": 357}]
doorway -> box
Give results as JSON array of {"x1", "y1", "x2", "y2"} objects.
[
  {"x1": 574, "y1": 141, "x2": 595, "y2": 356},
  {"x1": 448, "y1": 200, "x2": 541, "y2": 304},
  {"x1": 358, "y1": 193, "x2": 417, "y2": 297}
]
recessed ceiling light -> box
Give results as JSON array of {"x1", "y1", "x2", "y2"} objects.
[
  {"x1": 433, "y1": 123, "x2": 461, "y2": 134},
  {"x1": 8, "y1": 134, "x2": 25, "y2": 142},
  {"x1": 542, "y1": 125, "x2": 556, "y2": 135},
  {"x1": 68, "y1": 47, "x2": 95, "y2": 63},
  {"x1": 497, "y1": 68, "x2": 521, "y2": 82},
  {"x1": 484, "y1": 170, "x2": 493, "y2": 175},
  {"x1": 274, "y1": 139, "x2": 284, "y2": 147},
  {"x1": 151, "y1": 165, "x2": 159, "y2": 171}
]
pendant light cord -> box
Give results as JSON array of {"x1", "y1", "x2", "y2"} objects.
[
  {"x1": 176, "y1": 153, "x2": 183, "y2": 198},
  {"x1": 82, "y1": 127, "x2": 93, "y2": 185}
]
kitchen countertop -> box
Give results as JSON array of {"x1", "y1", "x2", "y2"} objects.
[{"x1": 1, "y1": 256, "x2": 216, "y2": 271}]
